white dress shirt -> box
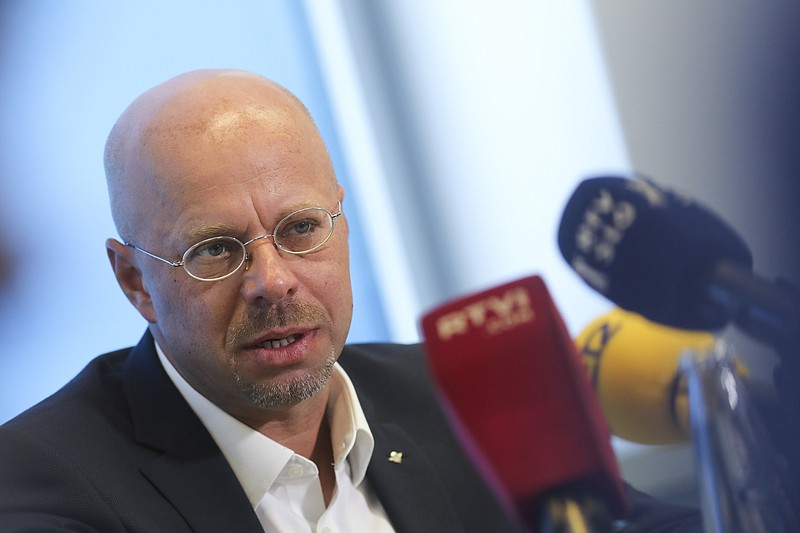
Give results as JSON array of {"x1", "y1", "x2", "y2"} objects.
[{"x1": 156, "y1": 343, "x2": 396, "y2": 533}]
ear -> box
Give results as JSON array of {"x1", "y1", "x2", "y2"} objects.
[
  {"x1": 106, "y1": 238, "x2": 158, "y2": 323},
  {"x1": 336, "y1": 183, "x2": 348, "y2": 228}
]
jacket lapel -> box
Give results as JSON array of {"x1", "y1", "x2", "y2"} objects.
[
  {"x1": 367, "y1": 421, "x2": 466, "y2": 533},
  {"x1": 123, "y1": 332, "x2": 263, "y2": 533},
  {"x1": 139, "y1": 429, "x2": 263, "y2": 533}
]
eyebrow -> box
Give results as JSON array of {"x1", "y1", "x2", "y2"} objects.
[
  {"x1": 180, "y1": 200, "x2": 338, "y2": 246},
  {"x1": 184, "y1": 223, "x2": 242, "y2": 244}
]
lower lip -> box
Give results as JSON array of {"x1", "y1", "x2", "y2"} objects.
[{"x1": 242, "y1": 330, "x2": 318, "y2": 367}]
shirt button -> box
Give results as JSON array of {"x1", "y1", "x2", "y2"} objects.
[{"x1": 287, "y1": 464, "x2": 304, "y2": 477}]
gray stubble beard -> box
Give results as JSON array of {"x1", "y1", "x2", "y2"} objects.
[{"x1": 232, "y1": 344, "x2": 337, "y2": 408}]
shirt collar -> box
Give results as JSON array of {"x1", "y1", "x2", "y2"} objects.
[{"x1": 155, "y1": 341, "x2": 375, "y2": 507}]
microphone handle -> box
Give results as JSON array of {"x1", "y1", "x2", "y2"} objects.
[
  {"x1": 711, "y1": 260, "x2": 800, "y2": 483},
  {"x1": 533, "y1": 493, "x2": 613, "y2": 533},
  {"x1": 708, "y1": 261, "x2": 800, "y2": 351}
]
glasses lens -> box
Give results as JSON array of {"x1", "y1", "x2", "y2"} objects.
[
  {"x1": 184, "y1": 237, "x2": 246, "y2": 280},
  {"x1": 275, "y1": 208, "x2": 334, "y2": 253}
]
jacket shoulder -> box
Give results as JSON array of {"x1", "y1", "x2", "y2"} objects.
[
  {"x1": 2, "y1": 347, "x2": 132, "y2": 431},
  {"x1": 338, "y1": 343, "x2": 437, "y2": 407}
]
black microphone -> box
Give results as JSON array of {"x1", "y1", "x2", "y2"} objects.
[{"x1": 557, "y1": 176, "x2": 800, "y2": 349}]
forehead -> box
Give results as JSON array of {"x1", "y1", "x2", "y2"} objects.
[
  {"x1": 206, "y1": 106, "x2": 288, "y2": 142},
  {"x1": 144, "y1": 95, "x2": 304, "y2": 161},
  {"x1": 138, "y1": 92, "x2": 336, "y2": 244}
]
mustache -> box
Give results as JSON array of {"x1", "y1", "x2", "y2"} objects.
[{"x1": 228, "y1": 299, "x2": 329, "y2": 344}]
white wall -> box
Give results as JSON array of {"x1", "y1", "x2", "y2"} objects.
[{"x1": 321, "y1": 0, "x2": 627, "y2": 331}]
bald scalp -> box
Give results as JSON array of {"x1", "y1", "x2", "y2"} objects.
[{"x1": 104, "y1": 69, "x2": 328, "y2": 242}]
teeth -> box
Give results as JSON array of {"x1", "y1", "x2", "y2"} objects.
[{"x1": 262, "y1": 334, "x2": 298, "y2": 349}]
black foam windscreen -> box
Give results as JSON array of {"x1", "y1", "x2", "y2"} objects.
[{"x1": 558, "y1": 176, "x2": 753, "y2": 330}]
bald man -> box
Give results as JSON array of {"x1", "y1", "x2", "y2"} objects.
[{"x1": 0, "y1": 70, "x2": 701, "y2": 532}]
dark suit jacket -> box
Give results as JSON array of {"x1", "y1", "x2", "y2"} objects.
[{"x1": 0, "y1": 332, "x2": 701, "y2": 532}]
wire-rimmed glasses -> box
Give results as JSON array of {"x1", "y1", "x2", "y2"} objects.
[{"x1": 126, "y1": 201, "x2": 342, "y2": 281}]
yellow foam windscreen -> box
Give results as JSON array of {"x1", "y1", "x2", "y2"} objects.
[{"x1": 575, "y1": 307, "x2": 717, "y2": 444}]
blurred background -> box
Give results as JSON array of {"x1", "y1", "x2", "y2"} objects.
[{"x1": 2, "y1": 0, "x2": 798, "y2": 506}]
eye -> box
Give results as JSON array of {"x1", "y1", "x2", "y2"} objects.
[
  {"x1": 187, "y1": 237, "x2": 241, "y2": 262},
  {"x1": 196, "y1": 240, "x2": 233, "y2": 257},
  {"x1": 275, "y1": 208, "x2": 333, "y2": 253},
  {"x1": 278, "y1": 211, "x2": 326, "y2": 240},
  {"x1": 183, "y1": 236, "x2": 246, "y2": 279},
  {"x1": 286, "y1": 219, "x2": 316, "y2": 236}
]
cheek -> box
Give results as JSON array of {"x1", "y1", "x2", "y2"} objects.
[
  {"x1": 151, "y1": 276, "x2": 234, "y2": 340},
  {"x1": 325, "y1": 258, "x2": 354, "y2": 339},
  {"x1": 326, "y1": 275, "x2": 353, "y2": 319},
  {"x1": 303, "y1": 256, "x2": 353, "y2": 334}
]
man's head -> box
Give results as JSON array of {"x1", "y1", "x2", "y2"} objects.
[{"x1": 104, "y1": 69, "x2": 353, "y2": 423}]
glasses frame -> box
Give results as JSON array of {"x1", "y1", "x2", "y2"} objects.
[{"x1": 125, "y1": 201, "x2": 342, "y2": 282}]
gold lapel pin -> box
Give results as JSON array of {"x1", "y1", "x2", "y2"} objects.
[{"x1": 388, "y1": 451, "x2": 403, "y2": 464}]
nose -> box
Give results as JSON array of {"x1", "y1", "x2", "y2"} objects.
[{"x1": 239, "y1": 238, "x2": 299, "y2": 305}]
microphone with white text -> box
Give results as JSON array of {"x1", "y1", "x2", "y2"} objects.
[
  {"x1": 574, "y1": 307, "x2": 719, "y2": 445},
  {"x1": 421, "y1": 275, "x2": 628, "y2": 532},
  {"x1": 557, "y1": 175, "x2": 800, "y2": 350}
]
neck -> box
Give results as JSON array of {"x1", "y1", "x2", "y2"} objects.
[
  {"x1": 311, "y1": 415, "x2": 336, "y2": 506},
  {"x1": 244, "y1": 390, "x2": 338, "y2": 505}
]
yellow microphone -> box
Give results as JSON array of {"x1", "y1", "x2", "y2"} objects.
[{"x1": 574, "y1": 307, "x2": 721, "y2": 445}]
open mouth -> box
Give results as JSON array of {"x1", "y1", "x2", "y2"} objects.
[{"x1": 257, "y1": 333, "x2": 300, "y2": 349}]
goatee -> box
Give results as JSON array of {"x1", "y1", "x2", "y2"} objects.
[{"x1": 228, "y1": 299, "x2": 337, "y2": 407}]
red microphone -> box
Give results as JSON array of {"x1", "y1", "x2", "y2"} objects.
[{"x1": 421, "y1": 275, "x2": 628, "y2": 532}]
